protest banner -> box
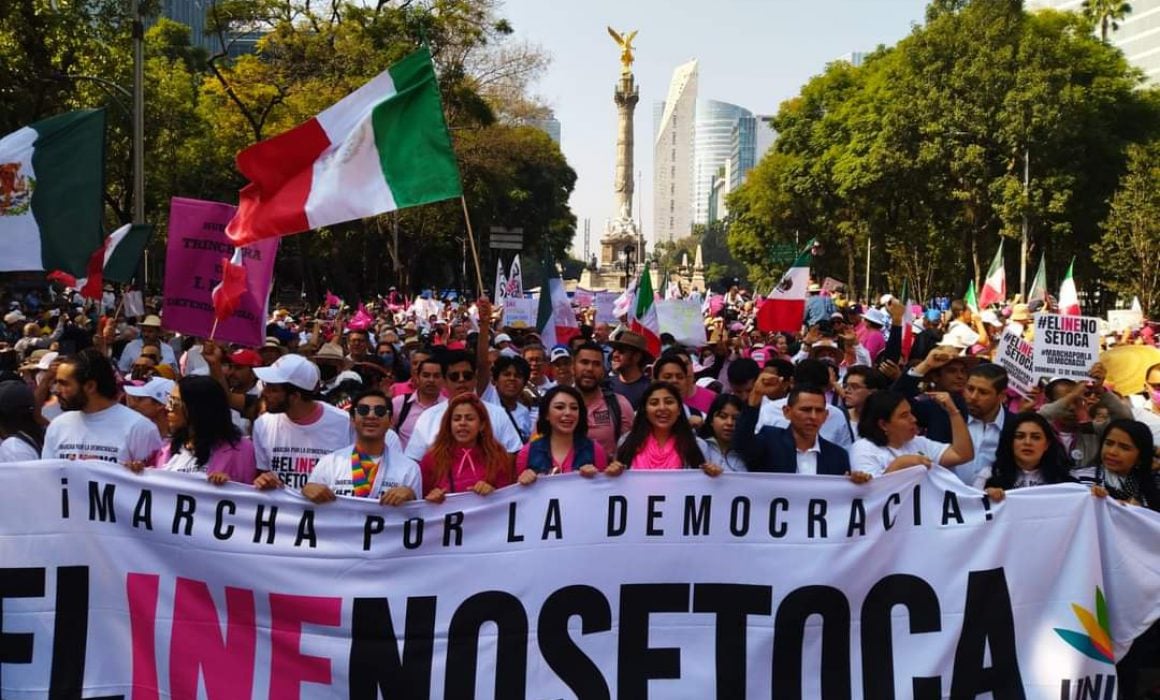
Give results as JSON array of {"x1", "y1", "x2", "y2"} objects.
[
  {"x1": 996, "y1": 328, "x2": 1036, "y2": 395},
  {"x1": 122, "y1": 289, "x2": 145, "y2": 318},
  {"x1": 656, "y1": 298, "x2": 707, "y2": 347},
  {"x1": 1, "y1": 463, "x2": 1157, "y2": 699},
  {"x1": 502, "y1": 297, "x2": 537, "y2": 329},
  {"x1": 573, "y1": 286, "x2": 595, "y2": 308},
  {"x1": 595, "y1": 291, "x2": 619, "y2": 324},
  {"x1": 161, "y1": 198, "x2": 277, "y2": 347},
  {"x1": 1107, "y1": 309, "x2": 1144, "y2": 333},
  {"x1": 1031, "y1": 313, "x2": 1101, "y2": 381}
]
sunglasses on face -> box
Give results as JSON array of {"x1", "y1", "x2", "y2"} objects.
[
  {"x1": 354, "y1": 404, "x2": 389, "y2": 418},
  {"x1": 447, "y1": 371, "x2": 475, "y2": 382}
]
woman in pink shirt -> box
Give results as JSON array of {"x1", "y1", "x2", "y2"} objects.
[
  {"x1": 607, "y1": 382, "x2": 723, "y2": 476},
  {"x1": 420, "y1": 394, "x2": 513, "y2": 501},
  {"x1": 516, "y1": 386, "x2": 607, "y2": 483}
]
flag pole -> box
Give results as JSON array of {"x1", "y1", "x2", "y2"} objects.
[{"x1": 459, "y1": 196, "x2": 485, "y2": 298}]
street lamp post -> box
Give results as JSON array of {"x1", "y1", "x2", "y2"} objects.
[
  {"x1": 1020, "y1": 146, "x2": 1029, "y2": 299},
  {"x1": 132, "y1": 0, "x2": 147, "y2": 288}
]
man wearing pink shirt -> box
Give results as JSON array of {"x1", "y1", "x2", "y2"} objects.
[{"x1": 391, "y1": 355, "x2": 445, "y2": 449}]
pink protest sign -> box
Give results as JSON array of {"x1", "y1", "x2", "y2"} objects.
[{"x1": 161, "y1": 197, "x2": 278, "y2": 348}]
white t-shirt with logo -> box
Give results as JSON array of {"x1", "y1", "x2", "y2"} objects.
[
  {"x1": 308, "y1": 442, "x2": 422, "y2": 499},
  {"x1": 0, "y1": 436, "x2": 40, "y2": 462},
  {"x1": 42, "y1": 404, "x2": 163, "y2": 464},
  {"x1": 404, "y1": 398, "x2": 524, "y2": 461},
  {"x1": 252, "y1": 403, "x2": 354, "y2": 489},
  {"x1": 850, "y1": 436, "x2": 950, "y2": 477}
]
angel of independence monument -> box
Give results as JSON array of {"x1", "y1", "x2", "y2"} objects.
[{"x1": 580, "y1": 28, "x2": 648, "y2": 291}]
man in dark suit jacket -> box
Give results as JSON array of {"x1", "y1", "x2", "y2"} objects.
[
  {"x1": 736, "y1": 382, "x2": 851, "y2": 475},
  {"x1": 891, "y1": 346, "x2": 972, "y2": 443}
]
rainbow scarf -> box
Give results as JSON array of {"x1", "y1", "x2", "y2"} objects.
[{"x1": 350, "y1": 449, "x2": 380, "y2": 498}]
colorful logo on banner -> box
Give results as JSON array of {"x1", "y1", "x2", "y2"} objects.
[{"x1": 1054, "y1": 588, "x2": 1115, "y2": 664}]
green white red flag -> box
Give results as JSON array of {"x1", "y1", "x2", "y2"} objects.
[
  {"x1": 536, "y1": 260, "x2": 579, "y2": 348},
  {"x1": 977, "y1": 242, "x2": 1006, "y2": 309},
  {"x1": 225, "y1": 48, "x2": 462, "y2": 246},
  {"x1": 76, "y1": 223, "x2": 152, "y2": 299},
  {"x1": 1028, "y1": 253, "x2": 1048, "y2": 303},
  {"x1": 1058, "y1": 258, "x2": 1080, "y2": 316},
  {"x1": 629, "y1": 266, "x2": 662, "y2": 357},
  {"x1": 756, "y1": 241, "x2": 813, "y2": 334}
]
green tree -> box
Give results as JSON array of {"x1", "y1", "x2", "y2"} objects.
[
  {"x1": 1082, "y1": 0, "x2": 1132, "y2": 41},
  {"x1": 1092, "y1": 140, "x2": 1160, "y2": 316}
]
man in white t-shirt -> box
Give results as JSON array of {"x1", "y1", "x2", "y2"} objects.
[
  {"x1": 403, "y1": 349, "x2": 523, "y2": 461},
  {"x1": 43, "y1": 349, "x2": 163, "y2": 466},
  {"x1": 480, "y1": 355, "x2": 533, "y2": 443},
  {"x1": 392, "y1": 353, "x2": 445, "y2": 448},
  {"x1": 304, "y1": 389, "x2": 421, "y2": 505},
  {"x1": 251, "y1": 354, "x2": 353, "y2": 490}
]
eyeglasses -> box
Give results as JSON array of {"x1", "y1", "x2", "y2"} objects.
[
  {"x1": 354, "y1": 404, "x2": 389, "y2": 418},
  {"x1": 447, "y1": 371, "x2": 475, "y2": 382}
]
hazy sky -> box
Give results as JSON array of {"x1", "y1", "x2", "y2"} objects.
[{"x1": 500, "y1": 0, "x2": 931, "y2": 255}]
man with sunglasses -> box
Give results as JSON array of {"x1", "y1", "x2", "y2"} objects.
[
  {"x1": 251, "y1": 354, "x2": 354, "y2": 491},
  {"x1": 403, "y1": 349, "x2": 524, "y2": 461},
  {"x1": 303, "y1": 389, "x2": 420, "y2": 505}
]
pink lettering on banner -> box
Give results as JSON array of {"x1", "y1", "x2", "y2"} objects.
[
  {"x1": 269, "y1": 593, "x2": 343, "y2": 698},
  {"x1": 161, "y1": 197, "x2": 279, "y2": 348},
  {"x1": 170, "y1": 578, "x2": 256, "y2": 700},
  {"x1": 127, "y1": 572, "x2": 161, "y2": 700}
]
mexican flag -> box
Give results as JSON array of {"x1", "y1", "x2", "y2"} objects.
[
  {"x1": 77, "y1": 223, "x2": 153, "y2": 299},
  {"x1": 536, "y1": 261, "x2": 580, "y2": 349},
  {"x1": 756, "y1": 241, "x2": 812, "y2": 334},
  {"x1": 226, "y1": 48, "x2": 462, "y2": 246},
  {"x1": 977, "y1": 242, "x2": 1006, "y2": 309},
  {"x1": 0, "y1": 109, "x2": 106, "y2": 275},
  {"x1": 900, "y1": 279, "x2": 915, "y2": 360},
  {"x1": 629, "y1": 266, "x2": 662, "y2": 357},
  {"x1": 1058, "y1": 258, "x2": 1080, "y2": 316},
  {"x1": 965, "y1": 280, "x2": 978, "y2": 313},
  {"x1": 1028, "y1": 253, "x2": 1048, "y2": 303}
]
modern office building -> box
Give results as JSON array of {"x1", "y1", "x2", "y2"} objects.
[
  {"x1": 526, "y1": 113, "x2": 561, "y2": 144},
  {"x1": 157, "y1": 0, "x2": 260, "y2": 57},
  {"x1": 1026, "y1": 0, "x2": 1160, "y2": 84},
  {"x1": 653, "y1": 59, "x2": 699, "y2": 245},
  {"x1": 836, "y1": 51, "x2": 869, "y2": 67},
  {"x1": 692, "y1": 99, "x2": 752, "y2": 225},
  {"x1": 726, "y1": 114, "x2": 778, "y2": 192}
]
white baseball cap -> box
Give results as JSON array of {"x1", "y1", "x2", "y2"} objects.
[
  {"x1": 124, "y1": 377, "x2": 175, "y2": 405},
  {"x1": 494, "y1": 333, "x2": 513, "y2": 345},
  {"x1": 253, "y1": 354, "x2": 320, "y2": 392}
]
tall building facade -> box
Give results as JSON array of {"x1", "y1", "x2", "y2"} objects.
[
  {"x1": 652, "y1": 60, "x2": 698, "y2": 245},
  {"x1": 692, "y1": 100, "x2": 752, "y2": 225},
  {"x1": 157, "y1": 0, "x2": 259, "y2": 56},
  {"x1": 1026, "y1": 0, "x2": 1160, "y2": 84},
  {"x1": 526, "y1": 113, "x2": 561, "y2": 144},
  {"x1": 728, "y1": 114, "x2": 777, "y2": 191}
]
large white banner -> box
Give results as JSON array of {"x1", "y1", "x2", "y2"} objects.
[{"x1": 1, "y1": 462, "x2": 1158, "y2": 699}]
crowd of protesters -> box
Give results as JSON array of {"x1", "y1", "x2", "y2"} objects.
[{"x1": 1, "y1": 278, "x2": 1158, "y2": 694}]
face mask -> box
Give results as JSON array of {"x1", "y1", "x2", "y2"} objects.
[
  {"x1": 380, "y1": 353, "x2": 394, "y2": 366},
  {"x1": 1151, "y1": 388, "x2": 1160, "y2": 406}
]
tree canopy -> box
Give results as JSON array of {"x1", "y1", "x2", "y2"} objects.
[{"x1": 726, "y1": 0, "x2": 1160, "y2": 305}]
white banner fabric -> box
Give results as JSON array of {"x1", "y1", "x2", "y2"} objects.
[
  {"x1": 1, "y1": 462, "x2": 1158, "y2": 699},
  {"x1": 656, "y1": 298, "x2": 707, "y2": 348}
]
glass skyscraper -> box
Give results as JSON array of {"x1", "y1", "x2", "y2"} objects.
[{"x1": 692, "y1": 99, "x2": 752, "y2": 226}]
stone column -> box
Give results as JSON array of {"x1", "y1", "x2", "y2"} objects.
[{"x1": 613, "y1": 73, "x2": 639, "y2": 221}]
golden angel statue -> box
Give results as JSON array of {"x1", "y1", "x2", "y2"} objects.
[{"x1": 607, "y1": 27, "x2": 638, "y2": 74}]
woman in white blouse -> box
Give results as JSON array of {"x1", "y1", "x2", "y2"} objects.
[{"x1": 850, "y1": 390, "x2": 973, "y2": 477}]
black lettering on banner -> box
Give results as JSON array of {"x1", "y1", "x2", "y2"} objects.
[
  {"x1": 60, "y1": 477, "x2": 69, "y2": 519},
  {"x1": 132, "y1": 490, "x2": 153, "y2": 530},
  {"x1": 618, "y1": 584, "x2": 689, "y2": 697},
  {"x1": 88, "y1": 481, "x2": 116, "y2": 523},
  {"x1": 349, "y1": 596, "x2": 437, "y2": 700},
  {"x1": 214, "y1": 500, "x2": 236, "y2": 540},
  {"x1": 692, "y1": 584, "x2": 773, "y2": 698},
  {"x1": 253, "y1": 504, "x2": 277, "y2": 545},
  {"x1": 542, "y1": 499, "x2": 563, "y2": 540},
  {"x1": 607, "y1": 496, "x2": 627, "y2": 537},
  {"x1": 444, "y1": 511, "x2": 464, "y2": 547},
  {"x1": 507, "y1": 503, "x2": 525, "y2": 543},
  {"x1": 730, "y1": 496, "x2": 750, "y2": 536},
  {"x1": 883, "y1": 492, "x2": 901, "y2": 531},
  {"x1": 846, "y1": 498, "x2": 866, "y2": 538},
  {"x1": 538, "y1": 585, "x2": 613, "y2": 700},
  {"x1": 772, "y1": 585, "x2": 851, "y2": 699},
  {"x1": 769, "y1": 498, "x2": 788, "y2": 537},
  {"x1": 49, "y1": 566, "x2": 118, "y2": 700},
  {"x1": 860, "y1": 574, "x2": 943, "y2": 700},
  {"x1": 646, "y1": 496, "x2": 665, "y2": 537},
  {"x1": 403, "y1": 517, "x2": 423, "y2": 550},
  {"x1": 912, "y1": 484, "x2": 922, "y2": 526},
  {"x1": 941, "y1": 492, "x2": 964, "y2": 526},
  {"x1": 808, "y1": 499, "x2": 827, "y2": 539},
  {"x1": 444, "y1": 592, "x2": 528, "y2": 700},
  {"x1": 294, "y1": 510, "x2": 317, "y2": 548},
  {"x1": 0, "y1": 567, "x2": 45, "y2": 680},
  {"x1": 683, "y1": 495, "x2": 711, "y2": 536},
  {"x1": 951, "y1": 569, "x2": 1025, "y2": 699},
  {"x1": 363, "y1": 515, "x2": 384, "y2": 551},
  {"x1": 172, "y1": 495, "x2": 196, "y2": 536}
]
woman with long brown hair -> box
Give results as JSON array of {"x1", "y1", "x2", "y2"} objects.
[{"x1": 419, "y1": 393, "x2": 514, "y2": 502}]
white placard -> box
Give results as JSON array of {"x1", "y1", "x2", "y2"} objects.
[
  {"x1": 594, "y1": 292, "x2": 619, "y2": 325},
  {"x1": 996, "y1": 328, "x2": 1036, "y2": 395},
  {"x1": 1031, "y1": 313, "x2": 1101, "y2": 381},
  {"x1": 502, "y1": 297, "x2": 537, "y2": 329},
  {"x1": 656, "y1": 298, "x2": 707, "y2": 347}
]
